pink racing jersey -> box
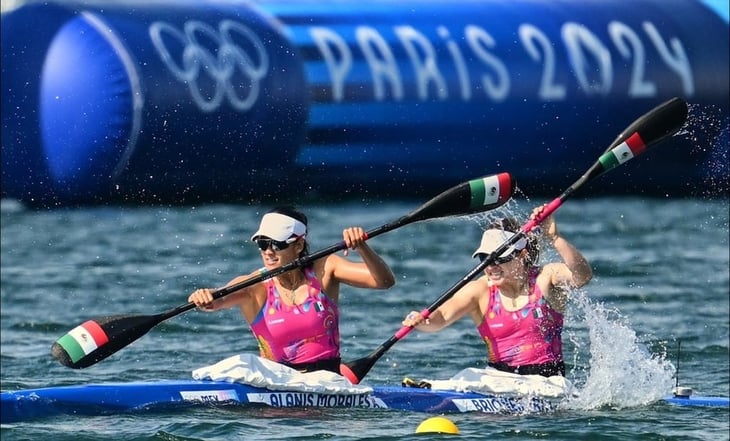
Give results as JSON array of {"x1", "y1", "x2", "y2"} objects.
[
  {"x1": 249, "y1": 268, "x2": 340, "y2": 365},
  {"x1": 476, "y1": 267, "x2": 564, "y2": 367}
]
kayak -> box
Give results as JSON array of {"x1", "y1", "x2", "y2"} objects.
[{"x1": 2, "y1": 380, "x2": 727, "y2": 423}]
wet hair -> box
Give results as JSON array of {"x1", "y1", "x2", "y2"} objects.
[
  {"x1": 487, "y1": 217, "x2": 540, "y2": 266},
  {"x1": 267, "y1": 206, "x2": 310, "y2": 262}
]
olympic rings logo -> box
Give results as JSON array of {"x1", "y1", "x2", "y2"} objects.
[{"x1": 149, "y1": 19, "x2": 269, "y2": 113}]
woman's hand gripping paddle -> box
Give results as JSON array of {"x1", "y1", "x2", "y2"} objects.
[
  {"x1": 52, "y1": 173, "x2": 515, "y2": 369},
  {"x1": 341, "y1": 97, "x2": 689, "y2": 384}
]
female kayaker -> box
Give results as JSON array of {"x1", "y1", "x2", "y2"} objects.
[
  {"x1": 401, "y1": 206, "x2": 592, "y2": 377},
  {"x1": 189, "y1": 206, "x2": 396, "y2": 374}
]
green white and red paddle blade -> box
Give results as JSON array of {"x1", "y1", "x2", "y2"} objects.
[
  {"x1": 361, "y1": 172, "x2": 514, "y2": 243},
  {"x1": 405, "y1": 172, "x2": 514, "y2": 223},
  {"x1": 592, "y1": 97, "x2": 688, "y2": 179},
  {"x1": 51, "y1": 314, "x2": 164, "y2": 369},
  {"x1": 608, "y1": 97, "x2": 688, "y2": 151}
]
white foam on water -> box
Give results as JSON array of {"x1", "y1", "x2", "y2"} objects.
[{"x1": 561, "y1": 291, "x2": 675, "y2": 410}]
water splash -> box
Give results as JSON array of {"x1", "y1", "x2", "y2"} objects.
[
  {"x1": 678, "y1": 103, "x2": 729, "y2": 197},
  {"x1": 562, "y1": 291, "x2": 675, "y2": 410},
  {"x1": 462, "y1": 189, "x2": 534, "y2": 231}
]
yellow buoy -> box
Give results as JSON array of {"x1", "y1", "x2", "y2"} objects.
[{"x1": 415, "y1": 416, "x2": 460, "y2": 435}]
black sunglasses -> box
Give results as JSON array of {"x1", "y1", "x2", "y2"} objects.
[
  {"x1": 478, "y1": 249, "x2": 520, "y2": 265},
  {"x1": 255, "y1": 237, "x2": 297, "y2": 252}
]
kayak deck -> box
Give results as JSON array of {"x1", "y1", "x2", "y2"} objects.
[
  {"x1": 0, "y1": 380, "x2": 550, "y2": 422},
  {"x1": 2, "y1": 380, "x2": 727, "y2": 423}
]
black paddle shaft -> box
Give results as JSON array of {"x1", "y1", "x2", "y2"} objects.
[{"x1": 52, "y1": 173, "x2": 515, "y2": 369}]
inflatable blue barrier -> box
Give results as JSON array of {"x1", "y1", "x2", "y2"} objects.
[{"x1": 2, "y1": 0, "x2": 728, "y2": 207}]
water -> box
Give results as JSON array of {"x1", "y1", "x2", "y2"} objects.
[{"x1": 1, "y1": 195, "x2": 729, "y2": 440}]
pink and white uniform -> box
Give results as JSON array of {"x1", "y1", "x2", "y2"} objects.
[
  {"x1": 249, "y1": 268, "x2": 340, "y2": 366},
  {"x1": 476, "y1": 267, "x2": 564, "y2": 368}
]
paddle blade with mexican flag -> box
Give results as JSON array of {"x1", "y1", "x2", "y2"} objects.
[
  {"x1": 52, "y1": 313, "x2": 167, "y2": 369},
  {"x1": 592, "y1": 97, "x2": 688, "y2": 180},
  {"x1": 395, "y1": 172, "x2": 514, "y2": 223}
]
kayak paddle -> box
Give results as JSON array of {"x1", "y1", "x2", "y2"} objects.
[
  {"x1": 340, "y1": 97, "x2": 689, "y2": 384},
  {"x1": 52, "y1": 172, "x2": 515, "y2": 369}
]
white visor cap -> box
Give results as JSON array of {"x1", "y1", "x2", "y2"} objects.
[
  {"x1": 472, "y1": 229, "x2": 527, "y2": 259},
  {"x1": 251, "y1": 213, "x2": 307, "y2": 242}
]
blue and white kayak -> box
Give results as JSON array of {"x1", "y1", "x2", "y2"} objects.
[{"x1": 1, "y1": 380, "x2": 727, "y2": 423}]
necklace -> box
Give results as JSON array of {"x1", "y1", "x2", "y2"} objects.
[
  {"x1": 287, "y1": 284, "x2": 298, "y2": 305},
  {"x1": 500, "y1": 292, "x2": 519, "y2": 308},
  {"x1": 279, "y1": 274, "x2": 304, "y2": 305}
]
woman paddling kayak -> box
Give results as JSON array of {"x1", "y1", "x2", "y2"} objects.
[
  {"x1": 402, "y1": 206, "x2": 592, "y2": 377},
  {"x1": 189, "y1": 206, "x2": 396, "y2": 374}
]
